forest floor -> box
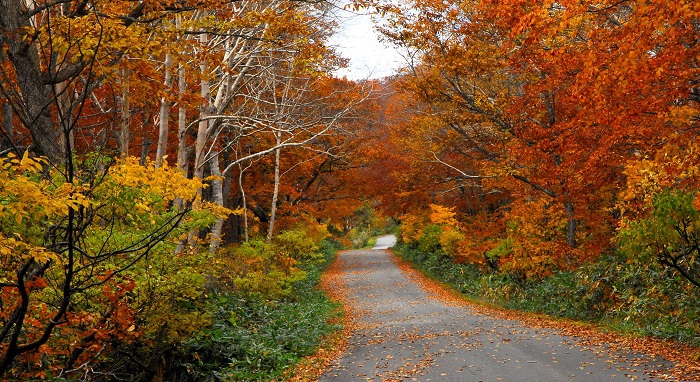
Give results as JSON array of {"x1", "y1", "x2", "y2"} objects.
[{"x1": 317, "y1": 235, "x2": 699, "y2": 382}]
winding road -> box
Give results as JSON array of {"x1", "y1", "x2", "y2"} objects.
[{"x1": 319, "y1": 235, "x2": 689, "y2": 382}]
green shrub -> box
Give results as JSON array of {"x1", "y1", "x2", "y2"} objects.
[
  {"x1": 168, "y1": 239, "x2": 341, "y2": 381},
  {"x1": 618, "y1": 189, "x2": 700, "y2": 289},
  {"x1": 276, "y1": 228, "x2": 324, "y2": 263},
  {"x1": 418, "y1": 224, "x2": 443, "y2": 254},
  {"x1": 347, "y1": 227, "x2": 371, "y2": 248}
]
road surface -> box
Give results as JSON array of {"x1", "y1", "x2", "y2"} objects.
[
  {"x1": 319, "y1": 237, "x2": 688, "y2": 381},
  {"x1": 372, "y1": 234, "x2": 397, "y2": 250}
]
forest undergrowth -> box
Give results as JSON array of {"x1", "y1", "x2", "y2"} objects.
[{"x1": 165, "y1": 240, "x2": 343, "y2": 381}]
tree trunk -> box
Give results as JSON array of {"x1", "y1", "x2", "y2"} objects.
[
  {"x1": 155, "y1": 53, "x2": 173, "y2": 167},
  {"x1": 175, "y1": 14, "x2": 189, "y2": 174},
  {"x1": 222, "y1": 159, "x2": 232, "y2": 210},
  {"x1": 55, "y1": 81, "x2": 74, "y2": 154},
  {"x1": 564, "y1": 200, "x2": 576, "y2": 248},
  {"x1": 140, "y1": 135, "x2": 152, "y2": 165},
  {"x1": 182, "y1": 30, "x2": 211, "y2": 250},
  {"x1": 176, "y1": 63, "x2": 188, "y2": 173},
  {"x1": 193, "y1": 32, "x2": 210, "y2": 180},
  {"x1": 173, "y1": 63, "x2": 188, "y2": 255},
  {"x1": 238, "y1": 162, "x2": 249, "y2": 242},
  {"x1": 2, "y1": 102, "x2": 12, "y2": 151},
  {"x1": 209, "y1": 151, "x2": 224, "y2": 252},
  {"x1": 0, "y1": 0, "x2": 63, "y2": 163},
  {"x1": 173, "y1": 17, "x2": 189, "y2": 255},
  {"x1": 120, "y1": 68, "x2": 131, "y2": 156},
  {"x1": 221, "y1": 158, "x2": 232, "y2": 243},
  {"x1": 267, "y1": 146, "x2": 281, "y2": 241}
]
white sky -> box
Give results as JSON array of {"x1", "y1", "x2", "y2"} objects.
[{"x1": 328, "y1": 7, "x2": 404, "y2": 80}]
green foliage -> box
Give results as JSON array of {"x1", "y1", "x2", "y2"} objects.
[
  {"x1": 183, "y1": 291, "x2": 339, "y2": 381},
  {"x1": 365, "y1": 236, "x2": 377, "y2": 249},
  {"x1": 382, "y1": 217, "x2": 400, "y2": 234},
  {"x1": 276, "y1": 228, "x2": 324, "y2": 263},
  {"x1": 222, "y1": 239, "x2": 307, "y2": 299},
  {"x1": 169, "y1": 240, "x2": 341, "y2": 381},
  {"x1": 394, "y1": 242, "x2": 490, "y2": 298},
  {"x1": 352, "y1": 203, "x2": 378, "y2": 228},
  {"x1": 486, "y1": 237, "x2": 514, "y2": 264},
  {"x1": 618, "y1": 190, "x2": 700, "y2": 288},
  {"x1": 505, "y1": 268, "x2": 611, "y2": 321},
  {"x1": 345, "y1": 205, "x2": 396, "y2": 248},
  {"x1": 418, "y1": 224, "x2": 443, "y2": 254},
  {"x1": 347, "y1": 227, "x2": 372, "y2": 248},
  {"x1": 399, "y1": 205, "x2": 465, "y2": 258},
  {"x1": 217, "y1": 226, "x2": 331, "y2": 299},
  {"x1": 130, "y1": 248, "x2": 213, "y2": 342}
]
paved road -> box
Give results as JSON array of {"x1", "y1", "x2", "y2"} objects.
[
  {"x1": 372, "y1": 234, "x2": 397, "y2": 250},
  {"x1": 319, "y1": 242, "x2": 686, "y2": 382}
]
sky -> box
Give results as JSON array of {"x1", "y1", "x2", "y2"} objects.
[{"x1": 328, "y1": 6, "x2": 405, "y2": 80}]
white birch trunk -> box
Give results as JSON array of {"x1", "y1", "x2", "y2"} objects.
[
  {"x1": 176, "y1": 64, "x2": 188, "y2": 172},
  {"x1": 183, "y1": 30, "x2": 211, "y2": 249},
  {"x1": 155, "y1": 53, "x2": 173, "y2": 167},
  {"x1": 209, "y1": 151, "x2": 224, "y2": 252},
  {"x1": 174, "y1": 63, "x2": 188, "y2": 255},
  {"x1": 266, "y1": 143, "x2": 281, "y2": 241},
  {"x1": 194, "y1": 32, "x2": 210, "y2": 180},
  {"x1": 174, "y1": 15, "x2": 189, "y2": 255},
  {"x1": 239, "y1": 161, "x2": 250, "y2": 242}
]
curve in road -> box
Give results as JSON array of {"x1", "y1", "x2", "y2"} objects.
[{"x1": 320, "y1": 244, "x2": 690, "y2": 382}]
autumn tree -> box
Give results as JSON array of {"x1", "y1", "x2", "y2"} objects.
[
  {"x1": 370, "y1": 0, "x2": 700, "y2": 277},
  {"x1": 216, "y1": 72, "x2": 376, "y2": 241},
  {"x1": 0, "y1": 150, "x2": 232, "y2": 378}
]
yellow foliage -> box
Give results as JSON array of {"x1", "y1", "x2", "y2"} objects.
[
  {"x1": 399, "y1": 213, "x2": 426, "y2": 245},
  {"x1": 0, "y1": 153, "x2": 68, "y2": 266},
  {"x1": 298, "y1": 214, "x2": 331, "y2": 243},
  {"x1": 107, "y1": 157, "x2": 203, "y2": 205},
  {"x1": 499, "y1": 248, "x2": 557, "y2": 280},
  {"x1": 618, "y1": 141, "x2": 700, "y2": 222},
  {"x1": 664, "y1": 105, "x2": 699, "y2": 128},
  {"x1": 0, "y1": 233, "x2": 58, "y2": 267},
  {"x1": 0, "y1": 153, "x2": 229, "y2": 286},
  {"x1": 401, "y1": 205, "x2": 466, "y2": 256},
  {"x1": 438, "y1": 226, "x2": 464, "y2": 256},
  {"x1": 428, "y1": 204, "x2": 459, "y2": 226},
  {"x1": 96, "y1": 157, "x2": 234, "y2": 230}
]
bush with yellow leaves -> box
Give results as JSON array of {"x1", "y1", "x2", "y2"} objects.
[{"x1": 0, "y1": 154, "x2": 231, "y2": 379}]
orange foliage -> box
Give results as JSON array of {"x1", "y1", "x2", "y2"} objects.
[{"x1": 367, "y1": 0, "x2": 700, "y2": 278}]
